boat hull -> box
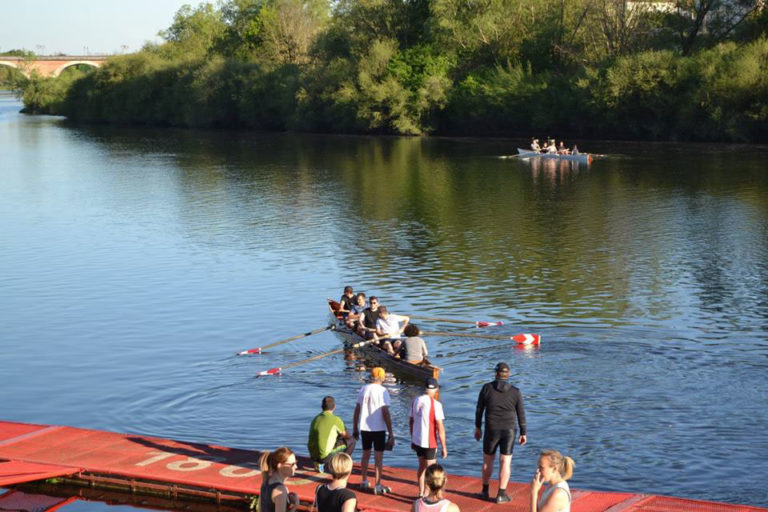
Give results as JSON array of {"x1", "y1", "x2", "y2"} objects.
[{"x1": 517, "y1": 148, "x2": 592, "y2": 164}]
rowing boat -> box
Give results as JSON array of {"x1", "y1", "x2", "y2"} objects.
[
  {"x1": 517, "y1": 148, "x2": 592, "y2": 164},
  {"x1": 327, "y1": 300, "x2": 441, "y2": 382}
]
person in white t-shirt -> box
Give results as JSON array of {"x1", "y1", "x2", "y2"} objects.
[
  {"x1": 352, "y1": 367, "x2": 394, "y2": 495},
  {"x1": 410, "y1": 377, "x2": 447, "y2": 498},
  {"x1": 375, "y1": 306, "x2": 409, "y2": 355}
]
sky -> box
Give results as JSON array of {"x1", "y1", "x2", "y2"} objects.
[{"x1": 0, "y1": 0, "x2": 193, "y2": 56}]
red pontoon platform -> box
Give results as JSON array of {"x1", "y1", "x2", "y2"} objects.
[{"x1": 0, "y1": 420, "x2": 764, "y2": 512}]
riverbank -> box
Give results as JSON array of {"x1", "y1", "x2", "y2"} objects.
[{"x1": 3, "y1": 420, "x2": 767, "y2": 512}]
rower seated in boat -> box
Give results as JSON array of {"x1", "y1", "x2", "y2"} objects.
[
  {"x1": 399, "y1": 324, "x2": 428, "y2": 364},
  {"x1": 346, "y1": 292, "x2": 367, "y2": 329},
  {"x1": 546, "y1": 139, "x2": 558, "y2": 154},
  {"x1": 558, "y1": 141, "x2": 570, "y2": 155},
  {"x1": 338, "y1": 286, "x2": 356, "y2": 318},
  {"x1": 357, "y1": 296, "x2": 380, "y2": 339},
  {"x1": 530, "y1": 138, "x2": 541, "y2": 152},
  {"x1": 375, "y1": 306, "x2": 409, "y2": 355},
  {"x1": 572, "y1": 144, "x2": 579, "y2": 155}
]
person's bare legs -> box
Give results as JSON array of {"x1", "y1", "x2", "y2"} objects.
[
  {"x1": 499, "y1": 453, "x2": 513, "y2": 491},
  {"x1": 417, "y1": 456, "x2": 436, "y2": 496},
  {"x1": 482, "y1": 452, "x2": 494, "y2": 485},
  {"x1": 374, "y1": 450, "x2": 384, "y2": 485},
  {"x1": 360, "y1": 449, "x2": 371, "y2": 486}
]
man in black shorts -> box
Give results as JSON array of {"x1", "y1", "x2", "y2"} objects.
[{"x1": 474, "y1": 362, "x2": 527, "y2": 503}]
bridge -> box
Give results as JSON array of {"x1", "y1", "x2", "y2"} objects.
[{"x1": 0, "y1": 55, "x2": 108, "y2": 78}]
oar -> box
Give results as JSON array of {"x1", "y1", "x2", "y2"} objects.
[
  {"x1": 257, "y1": 340, "x2": 372, "y2": 376},
  {"x1": 421, "y1": 331, "x2": 541, "y2": 346},
  {"x1": 410, "y1": 315, "x2": 503, "y2": 327},
  {"x1": 237, "y1": 325, "x2": 334, "y2": 355}
]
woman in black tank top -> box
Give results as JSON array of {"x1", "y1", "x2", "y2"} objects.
[
  {"x1": 259, "y1": 447, "x2": 298, "y2": 512},
  {"x1": 314, "y1": 453, "x2": 356, "y2": 512}
]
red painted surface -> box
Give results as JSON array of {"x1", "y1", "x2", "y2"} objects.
[
  {"x1": 0, "y1": 490, "x2": 75, "y2": 512},
  {"x1": 0, "y1": 421, "x2": 764, "y2": 512}
]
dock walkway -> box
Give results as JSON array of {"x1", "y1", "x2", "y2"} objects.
[{"x1": 1, "y1": 421, "x2": 764, "y2": 512}]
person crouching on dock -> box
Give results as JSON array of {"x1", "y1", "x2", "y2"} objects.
[{"x1": 258, "y1": 447, "x2": 299, "y2": 512}]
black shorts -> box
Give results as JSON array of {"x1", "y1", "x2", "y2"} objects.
[
  {"x1": 361, "y1": 431, "x2": 386, "y2": 451},
  {"x1": 411, "y1": 443, "x2": 437, "y2": 460},
  {"x1": 483, "y1": 429, "x2": 516, "y2": 456}
]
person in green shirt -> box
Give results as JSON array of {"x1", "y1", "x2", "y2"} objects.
[{"x1": 308, "y1": 396, "x2": 356, "y2": 471}]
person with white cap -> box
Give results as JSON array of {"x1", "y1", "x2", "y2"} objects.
[
  {"x1": 353, "y1": 367, "x2": 395, "y2": 495},
  {"x1": 410, "y1": 376, "x2": 447, "y2": 498},
  {"x1": 474, "y1": 362, "x2": 527, "y2": 503}
]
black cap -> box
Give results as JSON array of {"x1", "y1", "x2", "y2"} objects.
[
  {"x1": 495, "y1": 362, "x2": 510, "y2": 373},
  {"x1": 425, "y1": 377, "x2": 439, "y2": 389}
]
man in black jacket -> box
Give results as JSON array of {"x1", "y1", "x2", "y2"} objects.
[{"x1": 474, "y1": 362, "x2": 527, "y2": 503}]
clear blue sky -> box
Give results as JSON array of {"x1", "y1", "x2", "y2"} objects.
[{"x1": 0, "y1": 0, "x2": 193, "y2": 55}]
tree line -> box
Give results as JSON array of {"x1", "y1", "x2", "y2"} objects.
[{"x1": 8, "y1": 0, "x2": 768, "y2": 140}]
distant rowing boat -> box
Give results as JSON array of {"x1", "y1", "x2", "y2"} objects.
[
  {"x1": 516, "y1": 148, "x2": 592, "y2": 164},
  {"x1": 327, "y1": 299, "x2": 441, "y2": 382}
]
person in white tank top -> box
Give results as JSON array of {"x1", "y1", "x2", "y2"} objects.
[
  {"x1": 529, "y1": 449, "x2": 575, "y2": 512},
  {"x1": 411, "y1": 464, "x2": 460, "y2": 512}
]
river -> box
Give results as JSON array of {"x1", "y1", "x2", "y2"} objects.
[{"x1": 1, "y1": 91, "x2": 767, "y2": 508}]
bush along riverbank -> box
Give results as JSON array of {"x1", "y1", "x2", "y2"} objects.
[{"x1": 17, "y1": 0, "x2": 768, "y2": 141}]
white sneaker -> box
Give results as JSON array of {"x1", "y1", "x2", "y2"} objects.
[{"x1": 374, "y1": 484, "x2": 391, "y2": 495}]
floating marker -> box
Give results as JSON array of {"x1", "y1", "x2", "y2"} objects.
[
  {"x1": 511, "y1": 333, "x2": 540, "y2": 345},
  {"x1": 258, "y1": 367, "x2": 282, "y2": 376}
]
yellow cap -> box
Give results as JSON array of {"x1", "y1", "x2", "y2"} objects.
[{"x1": 371, "y1": 367, "x2": 386, "y2": 380}]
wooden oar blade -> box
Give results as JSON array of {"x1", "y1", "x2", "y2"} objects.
[
  {"x1": 236, "y1": 325, "x2": 333, "y2": 356},
  {"x1": 237, "y1": 348, "x2": 262, "y2": 356}
]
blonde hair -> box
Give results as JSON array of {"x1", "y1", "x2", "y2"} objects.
[
  {"x1": 259, "y1": 446, "x2": 295, "y2": 480},
  {"x1": 424, "y1": 464, "x2": 448, "y2": 492},
  {"x1": 325, "y1": 452, "x2": 353, "y2": 479},
  {"x1": 540, "y1": 449, "x2": 575, "y2": 480}
]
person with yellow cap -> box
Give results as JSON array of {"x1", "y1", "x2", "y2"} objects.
[{"x1": 352, "y1": 367, "x2": 394, "y2": 495}]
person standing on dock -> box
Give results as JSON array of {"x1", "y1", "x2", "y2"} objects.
[
  {"x1": 314, "y1": 452, "x2": 357, "y2": 512},
  {"x1": 475, "y1": 362, "x2": 527, "y2": 504},
  {"x1": 410, "y1": 377, "x2": 447, "y2": 498},
  {"x1": 353, "y1": 367, "x2": 395, "y2": 495},
  {"x1": 529, "y1": 450, "x2": 574, "y2": 512},
  {"x1": 412, "y1": 464, "x2": 460, "y2": 512},
  {"x1": 258, "y1": 447, "x2": 299, "y2": 512},
  {"x1": 308, "y1": 396, "x2": 356, "y2": 471}
]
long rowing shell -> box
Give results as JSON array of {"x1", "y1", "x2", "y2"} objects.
[{"x1": 511, "y1": 333, "x2": 540, "y2": 345}]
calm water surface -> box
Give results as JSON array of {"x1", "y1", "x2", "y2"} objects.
[{"x1": 1, "y1": 91, "x2": 767, "y2": 507}]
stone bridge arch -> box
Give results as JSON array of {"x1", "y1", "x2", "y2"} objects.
[{"x1": 52, "y1": 60, "x2": 101, "y2": 77}]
